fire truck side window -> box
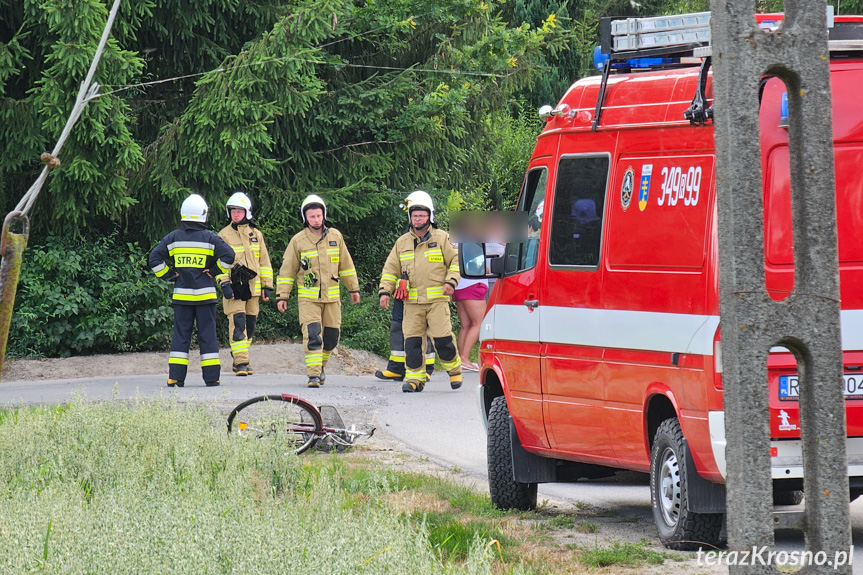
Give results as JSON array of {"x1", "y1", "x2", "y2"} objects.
[
  {"x1": 549, "y1": 156, "x2": 609, "y2": 267},
  {"x1": 505, "y1": 168, "x2": 547, "y2": 275}
]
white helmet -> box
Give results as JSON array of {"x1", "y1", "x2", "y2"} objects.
[
  {"x1": 300, "y1": 194, "x2": 327, "y2": 224},
  {"x1": 405, "y1": 190, "x2": 434, "y2": 224},
  {"x1": 181, "y1": 193, "x2": 208, "y2": 222},
  {"x1": 225, "y1": 191, "x2": 253, "y2": 220}
]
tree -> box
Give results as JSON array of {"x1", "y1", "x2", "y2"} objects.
[{"x1": 1, "y1": 0, "x2": 573, "y2": 245}]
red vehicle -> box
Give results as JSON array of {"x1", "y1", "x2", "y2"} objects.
[{"x1": 461, "y1": 11, "x2": 863, "y2": 550}]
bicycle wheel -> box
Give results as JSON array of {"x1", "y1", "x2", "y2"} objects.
[{"x1": 227, "y1": 394, "x2": 323, "y2": 455}]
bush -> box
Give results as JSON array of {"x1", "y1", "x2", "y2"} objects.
[{"x1": 9, "y1": 234, "x2": 172, "y2": 358}]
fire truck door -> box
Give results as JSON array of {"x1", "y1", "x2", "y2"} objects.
[
  {"x1": 493, "y1": 164, "x2": 550, "y2": 449},
  {"x1": 540, "y1": 153, "x2": 616, "y2": 461}
]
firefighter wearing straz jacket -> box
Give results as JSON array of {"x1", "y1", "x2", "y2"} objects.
[
  {"x1": 379, "y1": 190, "x2": 462, "y2": 393},
  {"x1": 276, "y1": 195, "x2": 360, "y2": 388},
  {"x1": 149, "y1": 194, "x2": 234, "y2": 387}
]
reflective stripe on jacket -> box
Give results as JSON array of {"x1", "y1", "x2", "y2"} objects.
[
  {"x1": 148, "y1": 222, "x2": 235, "y2": 305},
  {"x1": 276, "y1": 227, "x2": 360, "y2": 301},
  {"x1": 378, "y1": 228, "x2": 460, "y2": 303},
  {"x1": 216, "y1": 223, "x2": 273, "y2": 296}
]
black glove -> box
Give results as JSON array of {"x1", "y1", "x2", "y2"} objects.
[
  {"x1": 222, "y1": 282, "x2": 235, "y2": 299},
  {"x1": 263, "y1": 287, "x2": 272, "y2": 300},
  {"x1": 167, "y1": 271, "x2": 179, "y2": 283}
]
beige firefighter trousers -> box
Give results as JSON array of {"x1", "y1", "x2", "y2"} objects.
[
  {"x1": 298, "y1": 299, "x2": 342, "y2": 377},
  {"x1": 224, "y1": 296, "x2": 260, "y2": 366},
  {"x1": 402, "y1": 299, "x2": 460, "y2": 382}
]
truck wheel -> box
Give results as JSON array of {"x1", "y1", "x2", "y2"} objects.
[
  {"x1": 650, "y1": 418, "x2": 723, "y2": 550},
  {"x1": 772, "y1": 488, "x2": 804, "y2": 506},
  {"x1": 850, "y1": 488, "x2": 862, "y2": 503},
  {"x1": 487, "y1": 395, "x2": 537, "y2": 511}
]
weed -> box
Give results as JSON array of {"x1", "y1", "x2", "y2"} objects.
[{"x1": 572, "y1": 540, "x2": 672, "y2": 568}]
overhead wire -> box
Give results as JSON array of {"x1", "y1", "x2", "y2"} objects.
[{"x1": 97, "y1": 8, "x2": 511, "y2": 100}]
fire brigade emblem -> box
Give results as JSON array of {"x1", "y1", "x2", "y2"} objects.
[{"x1": 620, "y1": 166, "x2": 635, "y2": 211}]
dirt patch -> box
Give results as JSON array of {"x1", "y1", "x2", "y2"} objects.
[{"x1": 1, "y1": 342, "x2": 381, "y2": 382}]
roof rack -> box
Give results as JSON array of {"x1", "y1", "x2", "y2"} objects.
[{"x1": 592, "y1": 9, "x2": 863, "y2": 131}]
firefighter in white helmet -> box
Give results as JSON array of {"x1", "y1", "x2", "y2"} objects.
[
  {"x1": 216, "y1": 191, "x2": 273, "y2": 377},
  {"x1": 149, "y1": 193, "x2": 235, "y2": 387},
  {"x1": 276, "y1": 195, "x2": 361, "y2": 387},
  {"x1": 379, "y1": 190, "x2": 462, "y2": 392}
]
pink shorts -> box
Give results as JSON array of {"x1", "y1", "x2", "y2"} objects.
[{"x1": 453, "y1": 283, "x2": 488, "y2": 301}]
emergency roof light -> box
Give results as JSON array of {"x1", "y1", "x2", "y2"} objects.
[{"x1": 593, "y1": 8, "x2": 863, "y2": 132}]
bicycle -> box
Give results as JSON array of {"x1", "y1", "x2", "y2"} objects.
[{"x1": 226, "y1": 394, "x2": 375, "y2": 455}]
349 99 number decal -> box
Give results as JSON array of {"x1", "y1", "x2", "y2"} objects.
[{"x1": 658, "y1": 166, "x2": 702, "y2": 207}]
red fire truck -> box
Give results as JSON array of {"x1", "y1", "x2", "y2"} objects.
[{"x1": 460, "y1": 11, "x2": 863, "y2": 549}]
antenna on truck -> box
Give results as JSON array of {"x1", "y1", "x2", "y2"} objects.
[{"x1": 592, "y1": 9, "x2": 863, "y2": 131}]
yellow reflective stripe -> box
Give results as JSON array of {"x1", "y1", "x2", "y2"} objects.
[
  {"x1": 173, "y1": 293, "x2": 217, "y2": 302},
  {"x1": 168, "y1": 357, "x2": 189, "y2": 365},
  {"x1": 277, "y1": 277, "x2": 295, "y2": 285},
  {"x1": 449, "y1": 265, "x2": 460, "y2": 272},
  {"x1": 427, "y1": 287, "x2": 445, "y2": 299},
  {"x1": 326, "y1": 248, "x2": 339, "y2": 255},
  {"x1": 425, "y1": 249, "x2": 442, "y2": 255},
  {"x1": 300, "y1": 250, "x2": 318, "y2": 258},
  {"x1": 339, "y1": 269, "x2": 356, "y2": 277},
  {"x1": 327, "y1": 286, "x2": 340, "y2": 297},
  {"x1": 390, "y1": 355, "x2": 406, "y2": 363},
  {"x1": 232, "y1": 246, "x2": 244, "y2": 253},
  {"x1": 169, "y1": 247, "x2": 214, "y2": 256},
  {"x1": 405, "y1": 369, "x2": 426, "y2": 379},
  {"x1": 425, "y1": 356, "x2": 435, "y2": 365},
  {"x1": 260, "y1": 267, "x2": 273, "y2": 278},
  {"x1": 305, "y1": 353, "x2": 323, "y2": 365},
  {"x1": 399, "y1": 253, "x2": 415, "y2": 261},
  {"x1": 381, "y1": 274, "x2": 397, "y2": 282},
  {"x1": 407, "y1": 289, "x2": 418, "y2": 301},
  {"x1": 440, "y1": 357, "x2": 461, "y2": 370},
  {"x1": 152, "y1": 263, "x2": 169, "y2": 277},
  {"x1": 230, "y1": 340, "x2": 251, "y2": 352},
  {"x1": 298, "y1": 287, "x2": 320, "y2": 298},
  {"x1": 200, "y1": 358, "x2": 221, "y2": 367}
]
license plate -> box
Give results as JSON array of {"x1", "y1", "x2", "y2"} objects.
[{"x1": 779, "y1": 374, "x2": 863, "y2": 401}]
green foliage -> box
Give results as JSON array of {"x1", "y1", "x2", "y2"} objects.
[
  {"x1": 338, "y1": 292, "x2": 392, "y2": 357},
  {"x1": 9, "y1": 234, "x2": 172, "y2": 357}
]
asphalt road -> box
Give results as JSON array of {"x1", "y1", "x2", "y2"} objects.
[{"x1": 3, "y1": 370, "x2": 863, "y2": 572}]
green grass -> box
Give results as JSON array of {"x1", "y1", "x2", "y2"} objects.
[
  {"x1": 0, "y1": 399, "x2": 495, "y2": 575},
  {"x1": 571, "y1": 540, "x2": 674, "y2": 568},
  {"x1": 420, "y1": 511, "x2": 514, "y2": 561}
]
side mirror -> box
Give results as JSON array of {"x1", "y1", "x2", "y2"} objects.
[{"x1": 458, "y1": 243, "x2": 502, "y2": 278}]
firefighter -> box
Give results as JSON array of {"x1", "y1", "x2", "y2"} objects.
[
  {"x1": 149, "y1": 193, "x2": 235, "y2": 387},
  {"x1": 276, "y1": 195, "x2": 360, "y2": 387},
  {"x1": 379, "y1": 190, "x2": 462, "y2": 392},
  {"x1": 374, "y1": 296, "x2": 436, "y2": 381},
  {"x1": 217, "y1": 191, "x2": 273, "y2": 377},
  {"x1": 375, "y1": 198, "x2": 437, "y2": 381}
]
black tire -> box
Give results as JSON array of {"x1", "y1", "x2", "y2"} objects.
[
  {"x1": 850, "y1": 488, "x2": 863, "y2": 503},
  {"x1": 650, "y1": 418, "x2": 723, "y2": 550},
  {"x1": 227, "y1": 395, "x2": 323, "y2": 455},
  {"x1": 487, "y1": 395, "x2": 537, "y2": 511},
  {"x1": 772, "y1": 489, "x2": 804, "y2": 506}
]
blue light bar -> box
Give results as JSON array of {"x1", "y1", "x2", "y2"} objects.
[{"x1": 593, "y1": 46, "x2": 680, "y2": 71}]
